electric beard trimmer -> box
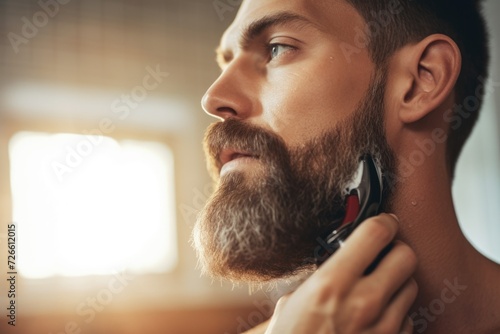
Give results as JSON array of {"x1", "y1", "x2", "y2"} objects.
[{"x1": 314, "y1": 154, "x2": 386, "y2": 271}]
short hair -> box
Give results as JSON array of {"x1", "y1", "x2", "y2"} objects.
[{"x1": 344, "y1": 0, "x2": 490, "y2": 178}]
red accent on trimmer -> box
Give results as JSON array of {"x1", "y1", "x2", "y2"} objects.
[{"x1": 341, "y1": 194, "x2": 360, "y2": 226}]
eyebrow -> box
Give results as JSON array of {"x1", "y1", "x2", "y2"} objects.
[{"x1": 216, "y1": 11, "x2": 318, "y2": 67}]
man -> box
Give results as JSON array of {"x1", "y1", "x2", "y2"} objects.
[{"x1": 193, "y1": 0, "x2": 500, "y2": 332}]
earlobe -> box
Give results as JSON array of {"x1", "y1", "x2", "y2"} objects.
[{"x1": 397, "y1": 34, "x2": 462, "y2": 124}]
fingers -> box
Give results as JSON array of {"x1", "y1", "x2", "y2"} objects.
[
  {"x1": 369, "y1": 278, "x2": 418, "y2": 334},
  {"x1": 339, "y1": 241, "x2": 417, "y2": 328},
  {"x1": 285, "y1": 213, "x2": 417, "y2": 334},
  {"x1": 362, "y1": 241, "x2": 418, "y2": 307},
  {"x1": 318, "y1": 213, "x2": 400, "y2": 291}
]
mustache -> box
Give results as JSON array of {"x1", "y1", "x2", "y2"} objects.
[{"x1": 203, "y1": 119, "x2": 291, "y2": 179}]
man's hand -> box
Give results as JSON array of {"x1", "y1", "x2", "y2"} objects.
[{"x1": 265, "y1": 214, "x2": 418, "y2": 334}]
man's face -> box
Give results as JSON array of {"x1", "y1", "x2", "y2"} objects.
[{"x1": 193, "y1": 0, "x2": 395, "y2": 282}]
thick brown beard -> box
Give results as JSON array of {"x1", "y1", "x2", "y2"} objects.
[{"x1": 193, "y1": 71, "x2": 395, "y2": 283}]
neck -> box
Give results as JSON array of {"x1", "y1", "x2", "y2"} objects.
[{"x1": 390, "y1": 155, "x2": 500, "y2": 333}]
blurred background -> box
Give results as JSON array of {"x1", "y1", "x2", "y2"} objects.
[{"x1": 0, "y1": 0, "x2": 498, "y2": 333}]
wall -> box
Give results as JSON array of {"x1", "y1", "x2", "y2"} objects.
[{"x1": 0, "y1": 0, "x2": 498, "y2": 333}]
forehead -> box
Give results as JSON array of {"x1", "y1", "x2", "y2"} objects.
[{"x1": 220, "y1": 0, "x2": 366, "y2": 49}]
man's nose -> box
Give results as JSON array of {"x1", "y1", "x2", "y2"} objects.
[{"x1": 201, "y1": 60, "x2": 255, "y2": 120}]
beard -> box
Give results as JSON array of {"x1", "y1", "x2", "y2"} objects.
[{"x1": 193, "y1": 71, "x2": 396, "y2": 283}]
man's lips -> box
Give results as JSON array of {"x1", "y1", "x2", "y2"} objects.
[{"x1": 218, "y1": 149, "x2": 258, "y2": 171}]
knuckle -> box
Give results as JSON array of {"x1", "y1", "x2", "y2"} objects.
[
  {"x1": 348, "y1": 294, "x2": 378, "y2": 324},
  {"x1": 302, "y1": 275, "x2": 343, "y2": 309},
  {"x1": 315, "y1": 282, "x2": 343, "y2": 308},
  {"x1": 311, "y1": 273, "x2": 343, "y2": 300}
]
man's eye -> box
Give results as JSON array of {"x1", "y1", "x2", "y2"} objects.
[{"x1": 269, "y1": 44, "x2": 295, "y2": 61}]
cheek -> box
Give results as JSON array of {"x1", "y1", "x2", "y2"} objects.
[{"x1": 261, "y1": 57, "x2": 371, "y2": 145}]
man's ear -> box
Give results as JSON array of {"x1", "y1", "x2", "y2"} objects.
[{"x1": 391, "y1": 34, "x2": 462, "y2": 124}]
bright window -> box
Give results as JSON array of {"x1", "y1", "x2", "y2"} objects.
[{"x1": 9, "y1": 132, "x2": 177, "y2": 279}]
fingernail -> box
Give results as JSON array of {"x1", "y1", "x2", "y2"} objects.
[{"x1": 388, "y1": 213, "x2": 400, "y2": 222}]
